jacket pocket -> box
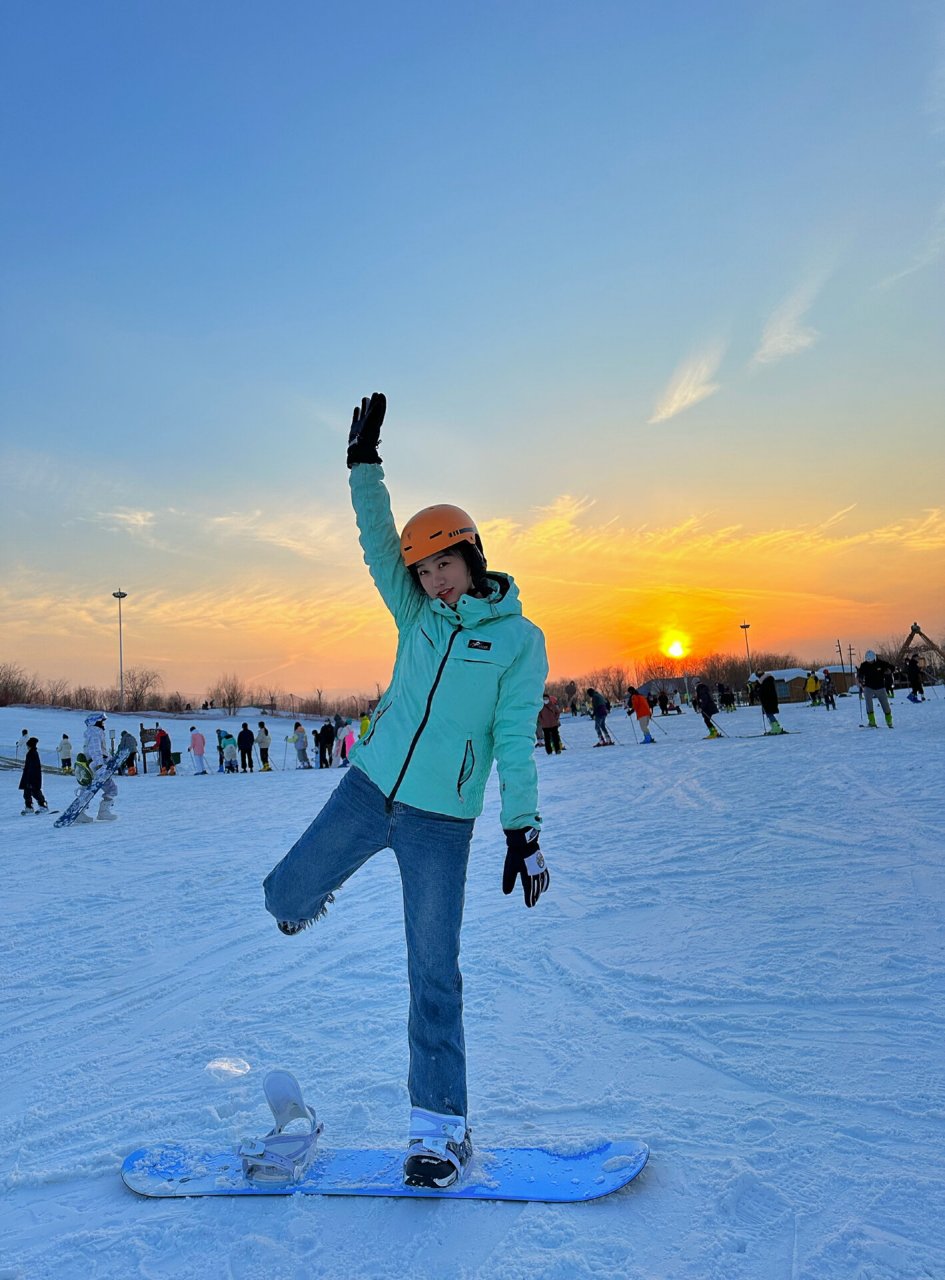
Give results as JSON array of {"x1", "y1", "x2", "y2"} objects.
[{"x1": 456, "y1": 739, "x2": 476, "y2": 799}]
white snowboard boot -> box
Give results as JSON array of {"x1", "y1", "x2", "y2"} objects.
[
  {"x1": 97, "y1": 798, "x2": 118, "y2": 821},
  {"x1": 403, "y1": 1108, "x2": 472, "y2": 1188}
]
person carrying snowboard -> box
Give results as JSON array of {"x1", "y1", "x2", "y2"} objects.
[
  {"x1": 264, "y1": 392, "x2": 550, "y2": 1190},
  {"x1": 81, "y1": 713, "x2": 119, "y2": 820}
]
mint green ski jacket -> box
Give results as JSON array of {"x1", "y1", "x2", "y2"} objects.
[{"x1": 347, "y1": 464, "x2": 548, "y2": 830}]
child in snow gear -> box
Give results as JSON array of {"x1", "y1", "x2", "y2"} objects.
[
  {"x1": 694, "y1": 683, "x2": 721, "y2": 736},
  {"x1": 222, "y1": 734, "x2": 239, "y2": 771},
  {"x1": 857, "y1": 651, "x2": 894, "y2": 728},
  {"x1": 82, "y1": 713, "x2": 119, "y2": 820},
  {"x1": 289, "y1": 723, "x2": 313, "y2": 768},
  {"x1": 586, "y1": 687, "x2": 614, "y2": 745},
  {"x1": 18, "y1": 737, "x2": 49, "y2": 813},
  {"x1": 56, "y1": 733, "x2": 73, "y2": 773},
  {"x1": 754, "y1": 672, "x2": 786, "y2": 733},
  {"x1": 264, "y1": 392, "x2": 549, "y2": 1191},
  {"x1": 627, "y1": 688, "x2": 655, "y2": 743}
]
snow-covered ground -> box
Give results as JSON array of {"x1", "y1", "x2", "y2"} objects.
[{"x1": 2, "y1": 696, "x2": 943, "y2": 1279}]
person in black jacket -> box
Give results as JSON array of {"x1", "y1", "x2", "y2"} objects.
[
  {"x1": 857, "y1": 650, "x2": 894, "y2": 728},
  {"x1": 18, "y1": 737, "x2": 49, "y2": 814},
  {"x1": 906, "y1": 655, "x2": 926, "y2": 702},
  {"x1": 754, "y1": 671, "x2": 786, "y2": 734},
  {"x1": 694, "y1": 683, "x2": 720, "y2": 738},
  {"x1": 237, "y1": 723, "x2": 256, "y2": 772},
  {"x1": 318, "y1": 719, "x2": 336, "y2": 769}
]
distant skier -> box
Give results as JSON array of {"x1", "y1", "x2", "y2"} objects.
[
  {"x1": 538, "y1": 693, "x2": 563, "y2": 754},
  {"x1": 626, "y1": 687, "x2": 655, "y2": 744},
  {"x1": 56, "y1": 733, "x2": 73, "y2": 773},
  {"x1": 222, "y1": 733, "x2": 239, "y2": 772},
  {"x1": 694, "y1": 683, "x2": 721, "y2": 738},
  {"x1": 821, "y1": 670, "x2": 837, "y2": 710},
  {"x1": 754, "y1": 671, "x2": 786, "y2": 734},
  {"x1": 257, "y1": 721, "x2": 273, "y2": 770},
  {"x1": 263, "y1": 391, "x2": 549, "y2": 1191},
  {"x1": 906, "y1": 655, "x2": 926, "y2": 702},
  {"x1": 189, "y1": 727, "x2": 208, "y2": 774},
  {"x1": 81, "y1": 712, "x2": 119, "y2": 820},
  {"x1": 289, "y1": 722, "x2": 313, "y2": 769},
  {"x1": 237, "y1": 723, "x2": 255, "y2": 772},
  {"x1": 586, "y1": 687, "x2": 614, "y2": 746},
  {"x1": 857, "y1": 650, "x2": 894, "y2": 728},
  {"x1": 18, "y1": 736, "x2": 49, "y2": 814}
]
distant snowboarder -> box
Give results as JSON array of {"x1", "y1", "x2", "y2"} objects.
[{"x1": 81, "y1": 713, "x2": 119, "y2": 820}]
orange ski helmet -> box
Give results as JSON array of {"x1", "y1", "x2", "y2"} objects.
[{"x1": 400, "y1": 503, "x2": 482, "y2": 567}]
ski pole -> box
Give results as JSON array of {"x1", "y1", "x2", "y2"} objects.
[
  {"x1": 710, "y1": 717, "x2": 727, "y2": 737},
  {"x1": 283, "y1": 740, "x2": 289, "y2": 769},
  {"x1": 625, "y1": 712, "x2": 639, "y2": 744}
]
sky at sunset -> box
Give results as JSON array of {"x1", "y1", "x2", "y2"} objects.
[{"x1": 2, "y1": 1, "x2": 944, "y2": 699}]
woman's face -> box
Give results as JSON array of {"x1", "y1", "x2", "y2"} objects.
[{"x1": 414, "y1": 548, "x2": 474, "y2": 606}]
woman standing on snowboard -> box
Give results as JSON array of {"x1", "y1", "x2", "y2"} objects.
[{"x1": 264, "y1": 392, "x2": 550, "y2": 1189}]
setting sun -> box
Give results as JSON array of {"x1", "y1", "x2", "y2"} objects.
[
  {"x1": 662, "y1": 635, "x2": 688, "y2": 659},
  {"x1": 666, "y1": 641, "x2": 685, "y2": 658}
]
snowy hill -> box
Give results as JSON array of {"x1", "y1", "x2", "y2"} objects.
[{"x1": 2, "y1": 697, "x2": 943, "y2": 1279}]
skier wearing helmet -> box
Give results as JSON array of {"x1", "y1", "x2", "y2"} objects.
[
  {"x1": 856, "y1": 650, "x2": 895, "y2": 728},
  {"x1": 264, "y1": 392, "x2": 549, "y2": 1190}
]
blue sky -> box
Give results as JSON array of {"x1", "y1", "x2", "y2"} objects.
[{"x1": 2, "y1": 1, "x2": 943, "y2": 694}]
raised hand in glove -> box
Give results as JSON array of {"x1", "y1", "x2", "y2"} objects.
[
  {"x1": 502, "y1": 827, "x2": 550, "y2": 908},
  {"x1": 346, "y1": 392, "x2": 387, "y2": 468}
]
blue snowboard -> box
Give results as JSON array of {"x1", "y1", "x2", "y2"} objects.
[
  {"x1": 121, "y1": 1138, "x2": 648, "y2": 1203},
  {"x1": 54, "y1": 731, "x2": 136, "y2": 828}
]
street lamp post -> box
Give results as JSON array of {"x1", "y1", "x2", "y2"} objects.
[
  {"x1": 740, "y1": 621, "x2": 752, "y2": 704},
  {"x1": 113, "y1": 589, "x2": 128, "y2": 710}
]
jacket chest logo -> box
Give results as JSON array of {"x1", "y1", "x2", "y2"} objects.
[{"x1": 467, "y1": 639, "x2": 492, "y2": 651}]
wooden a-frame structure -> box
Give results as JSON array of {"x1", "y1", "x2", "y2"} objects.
[{"x1": 894, "y1": 622, "x2": 945, "y2": 671}]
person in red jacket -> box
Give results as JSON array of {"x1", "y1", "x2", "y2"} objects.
[
  {"x1": 626, "y1": 687, "x2": 656, "y2": 744},
  {"x1": 537, "y1": 693, "x2": 563, "y2": 754}
]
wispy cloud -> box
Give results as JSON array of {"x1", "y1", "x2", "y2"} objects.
[
  {"x1": 649, "y1": 342, "x2": 726, "y2": 424},
  {"x1": 874, "y1": 198, "x2": 945, "y2": 291},
  {"x1": 752, "y1": 274, "x2": 826, "y2": 366}
]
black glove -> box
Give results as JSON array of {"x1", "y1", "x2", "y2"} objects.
[
  {"x1": 503, "y1": 827, "x2": 550, "y2": 908},
  {"x1": 346, "y1": 392, "x2": 386, "y2": 468}
]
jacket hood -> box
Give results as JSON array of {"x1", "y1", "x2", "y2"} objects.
[
  {"x1": 84, "y1": 712, "x2": 107, "y2": 726},
  {"x1": 425, "y1": 571, "x2": 522, "y2": 628}
]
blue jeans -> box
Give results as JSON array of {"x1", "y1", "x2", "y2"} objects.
[{"x1": 263, "y1": 765, "x2": 474, "y2": 1118}]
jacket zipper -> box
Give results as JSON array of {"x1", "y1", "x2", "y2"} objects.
[{"x1": 386, "y1": 627, "x2": 462, "y2": 809}]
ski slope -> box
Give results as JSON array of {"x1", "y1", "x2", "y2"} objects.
[{"x1": 2, "y1": 696, "x2": 943, "y2": 1279}]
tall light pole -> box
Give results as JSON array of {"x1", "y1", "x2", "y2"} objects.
[
  {"x1": 113, "y1": 589, "x2": 128, "y2": 710},
  {"x1": 740, "y1": 621, "x2": 752, "y2": 695}
]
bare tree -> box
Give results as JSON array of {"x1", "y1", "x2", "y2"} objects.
[
  {"x1": 210, "y1": 673, "x2": 247, "y2": 716},
  {"x1": 45, "y1": 677, "x2": 71, "y2": 706},
  {"x1": 0, "y1": 662, "x2": 43, "y2": 706},
  {"x1": 124, "y1": 666, "x2": 164, "y2": 712}
]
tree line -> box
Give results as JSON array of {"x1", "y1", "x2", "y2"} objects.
[{"x1": 0, "y1": 634, "x2": 936, "y2": 717}]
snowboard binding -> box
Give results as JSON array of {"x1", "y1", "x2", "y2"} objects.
[{"x1": 239, "y1": 1070, "x2": 323, "y2": 1183}]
